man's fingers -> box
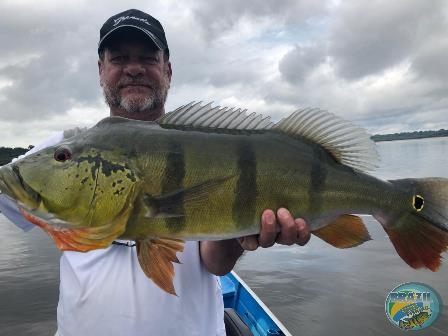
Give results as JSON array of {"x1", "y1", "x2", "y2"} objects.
[
  {"x1": 258, "y1": 209, "x2": 277, "y2": 248},
  {"x1": 295, "y1": 218, "x2": 311, "y2": 246},
  {"x1": 275, "y1": 208, "x2": 297, "y2": 245},
  {"x1": 239, "y1": 208, "x2": 311, "y2": 251}
]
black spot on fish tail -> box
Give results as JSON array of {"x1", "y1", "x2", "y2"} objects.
[
  {"x1": 233, "y1": 140, "x2": 257, "y2": 228},
  {"x1": 308, "y1": 148, "x2": 327, "y2": 214},
  {"x1": 161, "y1": 142, "x2": 186, "y2": 232}
]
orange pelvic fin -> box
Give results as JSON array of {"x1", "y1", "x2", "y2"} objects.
[
  {"x1": 381, "y1": 212, "x2": 448, "y2": 271},
  {"x1": 136, "y1": 238, "x2": 185, "y2": 295},
  {"x1": 312, "y1": 214, "x2": 372, "y2": 248},
  {"x1": 19, "y1": 206, "x2": 130, "y2": 252}
]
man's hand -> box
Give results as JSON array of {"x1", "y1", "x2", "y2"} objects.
[
  {"x1": 238, "y1": 208, "x2": 310, "y2": 251},
  {"x1": 200, "y1": 208, "x2": 311, "y2": 276}
]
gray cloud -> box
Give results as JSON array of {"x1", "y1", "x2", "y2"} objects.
[
  {"x1": 329, "y1": 0, "x2": 447, "y2": 80},
  {"x1": 191, "y1": 0, "x2": 329, "y2": 41},
  {"x1": 279, "y1": 44, "x2": 326, "y2": 84},
  {"x1": 0, "y1": 4, "x2": 101, "y2": 121},
  {"x1": 0, "y1": 0, "x2": 447, "y2": 148},
  {"x1": 411, "y1": 38, "x2": 448, "y2": 84}
]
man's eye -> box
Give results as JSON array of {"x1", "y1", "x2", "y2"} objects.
[
  {"x1": 111, "y1": 56, "x2": 125, "y2": 63},
  {"x1": 144, "y1": 56, "x2": 158, "y2": 63}
]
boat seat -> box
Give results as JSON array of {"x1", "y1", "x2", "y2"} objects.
[{"x1": 224, "y1": 308, "x2": 254, "y2": 336}]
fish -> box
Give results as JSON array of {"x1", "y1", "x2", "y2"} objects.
[
  {"x1": 1, "y1": 102, "x2": 448, "y2": 295},
  {"x1": 398, "y1": 311, "x2": 431, "y2": 329}
]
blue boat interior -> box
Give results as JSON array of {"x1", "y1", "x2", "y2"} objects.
[{"x1": 221, "y1": 272, "x2": 288, "y2": 336}]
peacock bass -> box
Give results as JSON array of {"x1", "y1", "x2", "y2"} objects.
[{"x1": 1, "y1": 102, "x2": 447, "y2": 295}]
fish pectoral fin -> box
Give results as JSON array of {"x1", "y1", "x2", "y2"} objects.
[
  {"x1": 312, "y1": 214, "x2": 371, "y2": 248},
  {"x1": 136, "y1": 238, "x2": 185, "y2": 295},
  {"x1": 19, "y1": 204, "x2": 131, "y2": 252},
  {"x1": 143, "y1": 175, "x2": 235, "y2": 218}
]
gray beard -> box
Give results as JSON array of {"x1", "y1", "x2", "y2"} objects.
[{"x1": 101, "y1": 76, "x2": 170, "y2": 114}]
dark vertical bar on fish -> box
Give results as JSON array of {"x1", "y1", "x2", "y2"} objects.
[
  {"x1": 308, "y1": 148, "x2": 328, "y2": 215},
  {"x1": 233, "y1": 140, "x2": 257, "y2": 228},
  {"x1": 162, "y1": 141, "x2": 186, "y2": 232}
]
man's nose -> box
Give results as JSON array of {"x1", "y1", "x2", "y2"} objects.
[{"x1": 124, "y1": 60, "x2": 145, "y2": 77}]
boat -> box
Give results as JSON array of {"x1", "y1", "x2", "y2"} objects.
[{"x1": 220, "y1": 271, "x2": 292, "y2": 336}]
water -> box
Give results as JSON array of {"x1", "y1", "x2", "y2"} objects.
[
  {"x1": 0, "y1": 221, "x2": 60, "y2": 335},
  {"x1": 1, "y1": 137, "x2": 448, "y2": 335}
]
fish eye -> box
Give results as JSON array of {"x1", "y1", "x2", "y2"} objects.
[
  {"x1": 54, "y1": 147, "x2": 72, "y2": 162},
  {"x1": 413, "y1": 194, "x2": 424, "y2": 211}
]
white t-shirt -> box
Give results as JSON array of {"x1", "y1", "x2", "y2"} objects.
[{"x1": 0, "y1": 132, "x2": 226, "y2": 336}]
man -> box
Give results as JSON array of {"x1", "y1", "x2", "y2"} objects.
[{"x1": 2, "y1": 9, "x2": 310, "y2": 336}]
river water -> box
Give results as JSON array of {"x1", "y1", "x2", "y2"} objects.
[{"x1": 1, "y1": 137, "x2": 448, "y2": 335}]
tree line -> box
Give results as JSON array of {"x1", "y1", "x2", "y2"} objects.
[
  {"x1": 371, "y1": 129, "x2": 448, "y2": 142},
  {"x1": 0, "y1": 147, "x2": 29, "y2": 165}
]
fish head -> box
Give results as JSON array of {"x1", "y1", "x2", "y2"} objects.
[{"x1": 0, "y1": 139, "x2": 140, "y2": 229}]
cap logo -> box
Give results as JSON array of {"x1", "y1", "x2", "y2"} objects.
[{"x1": 113, "y1": 15, "x2": 154, "y2": 28}]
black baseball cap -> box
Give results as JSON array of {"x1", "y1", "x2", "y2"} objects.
[{"x1": 98, "y1": 9, "x2": 169, "y2": 55}]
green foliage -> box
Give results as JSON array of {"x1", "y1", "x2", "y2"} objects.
[
  {"x1": 371, "y1": 129, "x2": 448, "y2": 142},
  {"x1": 0, "y1": 147, "x2": 29, "y2": 165}
]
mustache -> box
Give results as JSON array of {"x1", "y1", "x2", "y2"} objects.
[{"x1": 118, "y1": 79, "x2": 154, "y2": 88}]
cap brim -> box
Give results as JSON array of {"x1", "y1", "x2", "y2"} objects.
[{"x1": 98, "y1": 25, "x2": 166, "y2": 52}]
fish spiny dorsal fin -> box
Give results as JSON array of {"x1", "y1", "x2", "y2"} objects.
[
  {"x1": 159, "y1": 102, "x2": 274, "y2": 131},
  {"x1": 275, "y1": 108, "x2": 379, "y2": 172}
]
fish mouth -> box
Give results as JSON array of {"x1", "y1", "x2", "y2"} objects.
[
  {"x1": 20, "y1": 205, "x2": 73, "y2": 229},
  {"x1": 0, "y1": 164, "x2": 41, "y2": 209},
  {"x1": 0, "y1": 164, "x2": 73, "y2": 229}
]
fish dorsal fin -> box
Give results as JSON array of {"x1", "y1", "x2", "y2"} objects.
[
  {"x1": 274, "y1": 108, "x2": 379, "y2": 172},
  {"x1": 159, "y1": 102, "x2": 274, "y2": 131}
]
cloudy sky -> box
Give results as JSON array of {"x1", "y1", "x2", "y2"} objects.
[{"x1": 1, "y1": 0, "x2": 447, "y2": 147}]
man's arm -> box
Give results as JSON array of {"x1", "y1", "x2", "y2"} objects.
[{"x1": 200, "y1": 208, "x2": 311, "y2": 276}]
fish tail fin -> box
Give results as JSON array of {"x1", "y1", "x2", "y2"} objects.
[{"x1": 373, "y1": 178, "x2": 448, "y2": 271}]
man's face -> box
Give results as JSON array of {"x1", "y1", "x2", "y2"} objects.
[{"x1": 98, "y1": 38, "x2": 172, "y2": 117}]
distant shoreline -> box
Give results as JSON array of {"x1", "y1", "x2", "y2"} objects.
[
  {"x1": 371, "y1": 130, "x2": 448, "y2": 142},
  {"x1": 0, "y1": 147, "x2": 27, "y2": 165}
]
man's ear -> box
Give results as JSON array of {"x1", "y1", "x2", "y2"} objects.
[
  {"x1": 166, "y1": 61, "x2": 173, "y2": 81},
  {"x1": 98, "y1": 60, "x2": 104, "y2": 87},
  {"x1": 98, "y1": 60, "x2": 103, "y2": 77}
]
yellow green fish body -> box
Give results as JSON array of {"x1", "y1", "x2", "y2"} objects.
[
  {"x1": 1, "y1": 102, "x2": 447, "y2": 294},
  {"x1": 398, "y1": 311, "x2": 431, "y2": 329}
]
